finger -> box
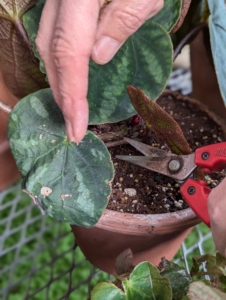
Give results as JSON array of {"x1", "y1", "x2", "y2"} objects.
[
  {"x1": 36, "y1": 0, "x2": 61, "y2": 106},
  {"x1": 52, "y1": 0, "x2": 103, "y2": 142},
  {"x1": 92, "y1": 0, "x2": 164, "y2": 64}
]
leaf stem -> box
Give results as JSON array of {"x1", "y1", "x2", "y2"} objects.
[
  {"x1": 105, "y1": 140, "x2": 127, "y2": 148},
  {"x1": 0, "y1": 101, "x2": 12, "y2": 114},
  {"x1": 174, "y1": 22, "x2": 208, "y2": 61}
]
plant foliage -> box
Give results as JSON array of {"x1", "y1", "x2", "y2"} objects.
[
  {"x1": 21, "y1": 0, "x2": 183, "y2": 124},
  {"x1": 91, "y1": 252, "x2": 226, "y2": 299},
  {"x1": 8, "y1": 89, "x2": 114, "y2": 226},
  {"x1": 0, "y1": 0, "x2": 48, "y2": 98}
]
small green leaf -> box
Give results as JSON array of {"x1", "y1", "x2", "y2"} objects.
[
  {"x1": 160, "y1": 260, "x2": 192, "y2": 300},
  {"x1": 152, "y1": 0, "x2": 182, "y2": 32},
  {"x1": 216, "y1": 252, "x2": 226, "y2": 267},
  {"x1": 123, "y1": 262, "x2": 172, "y2": 300},
  {"x1": 208, "y1": 0, "x2": 226, "y2": 105},
  {"x1": 188, "y1": 281, "x2": 226, "y2": 300},
  {"x1": 8, "y1": 89, "x2": 114, "y2": 227},
  {"x1": 91, "y1": 282, "x2": 126, "y2": 300}
]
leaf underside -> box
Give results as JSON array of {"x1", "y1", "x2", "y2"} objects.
[
  {"x1": 8, "y1": 89, "x2": 114, "y2": 227},
  {"x1": 0, "y1": 0, "x2": 48, "y2": 98},
  {"x1": 127, "y1": 86, "x2": 191, "y2": 155}
]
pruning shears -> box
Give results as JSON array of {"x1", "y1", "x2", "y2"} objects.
[{"x1": 116, "y1": 138, "x2": 226, "y2": 227}]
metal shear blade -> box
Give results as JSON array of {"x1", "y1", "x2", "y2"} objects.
[{"x1": 116, "y1": 138, "x2": 197, "y2": 181}]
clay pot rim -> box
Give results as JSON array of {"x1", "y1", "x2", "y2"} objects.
[
  {"x1": 96, "y1": 207, "x2": 200, "y2": 235},
  {"x1": 95, "y1": 91, "x2": 226, "y2": 235}
]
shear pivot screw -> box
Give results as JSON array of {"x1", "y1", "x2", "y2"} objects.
[
  {"x1": 168, "y1": 159, "x2": 181, "y2": 172},
  {"x1": 202, "y1": 152, "x2": 210, "y2": 160},
  {"x1": 188, "y1": 186, "x2": 196, "y2": 195}
]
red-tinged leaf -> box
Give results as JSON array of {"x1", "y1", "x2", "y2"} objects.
[
  {"x1": 115, "y1": 248, "x2": 134, "y2": 276},
  {"x1": 127, "y1": 86, "x2": 191, "y2": 155},
  {"x1": 171, "y1": 0, "x2": 192, "y2": 33},
  {"x1": 0, "y1": 0, "x2": 48, "y2": 98}
]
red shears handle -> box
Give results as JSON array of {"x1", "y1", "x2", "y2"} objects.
[
  {"x1": 180, "y1": 179, "x2": 211, "y2": 227},
  {"x1": 180, "y1": 143, "x2": 226, "y2": 227}
]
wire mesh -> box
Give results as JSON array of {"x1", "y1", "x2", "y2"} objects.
[{"x1": 0, "y1": 68, "x2": 216, "y2": 299}]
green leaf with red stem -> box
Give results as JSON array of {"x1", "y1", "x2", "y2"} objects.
[{"x1": 127, "y1": 86, "x2": 191, "y2": 155}]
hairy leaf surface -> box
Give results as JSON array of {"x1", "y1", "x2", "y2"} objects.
[
  {"x1": 8, "y1": 89, "x2": 114, "y2": 226},
  {"x1": 160, "y1": 260, "x2": 192, "y2": 300},
  {"x1": 127, "y1": 86, "x2": 191, "y2": 155},
  {"x1": 23, "y1": 2, "x2": 173, "y2": 124},
  {"x1": 0, "y1": 0, "x2": 48, "y2": 97}
]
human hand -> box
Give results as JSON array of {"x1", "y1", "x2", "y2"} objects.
[
  {"x1": 35, "y1": 0, "x2": 163, "y2": 142},
  {"x1": 208, "y1": 177, "x2": 226, "y2": 257}
]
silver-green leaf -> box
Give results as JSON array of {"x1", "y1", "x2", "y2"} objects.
[{"x1": 8, "y1": 89, "x2": 114, "y2": 227}]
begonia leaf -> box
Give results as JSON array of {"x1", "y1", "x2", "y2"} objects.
[
  {"x1": 8, "y1": 89, "x2": 114, "y2": 227},
  {"x1": 0, "y1": 0, "x2": 48, "y2": 98}
]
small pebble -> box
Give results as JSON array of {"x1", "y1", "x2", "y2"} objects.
[
  {"x1": 124, "y1": 188, "x2": 137, "y2": 196},
  {"x1": 134, "y1": 179, "x2": 139, "y2": 183},
  {"x1": 174, "y1": 201, "x2": 183, "y2": 208},
  {"x1": 202, "y1": 136, "x2": 208, "y2": 140},
  {"x1": 130, "y1": 174, "x2": 133, "y2": 178},
  {"x1": 212, "y1": 134, "x2": 217, "y2": 138},
  {"x1": 174, "y1": 183, "x2": 179, "y2": 188},
  {"x1": 119, "y1": 177, "x2": 123, "y2": 182},
  {"x1": 120, "y1": 209, "x2": 124, "y2": 212},
  {"x1": 162, "y1": 187, "x2": 167, "y2": 192},
  {"x1": 164, "y1": 204, "x2": 170, "y2": 209},
  {"x1": 218, "y1": 137, "x2": 222, "y2": 142},
  {"x1": 200, "y1": 128, "x2": 204, "y2": 132},
  {"x1": 167, "y1": 183, "x2": 171, "y2": 188},
  {"x1": 132, "y1": 200, "x2": 138, "y2": 204}
]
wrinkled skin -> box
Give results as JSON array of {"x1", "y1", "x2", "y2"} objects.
[
  {"x1": 35, "y1": 0, "x2": 163, "y2": 142},
  {"x1": 36, "y1": 0, "x2": 226, "y2": 256},
  {"x1": 208, "y1": 177, "x2": 226, "y2": 257}
]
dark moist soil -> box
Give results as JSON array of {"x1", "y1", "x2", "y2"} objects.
[{"x1": 90, "y1": 93, "x2": 226, "y2": 215}]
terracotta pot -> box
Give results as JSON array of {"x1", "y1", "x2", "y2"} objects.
[
  {"x1": 0, "y1": 70, "x2": 20, "y2": 191},
  {"x1": 71, "y1": 91, "x2": 226, "y2": 275}
]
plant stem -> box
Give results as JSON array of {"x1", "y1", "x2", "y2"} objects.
[
  {"x1": 105, "y1": 140, "x2": 127, "y2": 148},
  {"x1": 174, "y1": 22, "x2": 208, "y2": 61},
  {"x1": 0, "y1": 101, "x2": 12, "y2": 114}
]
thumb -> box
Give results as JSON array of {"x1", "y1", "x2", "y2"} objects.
[{"x1": 92, "y1": 0, "x2": 163, "y2": 64}]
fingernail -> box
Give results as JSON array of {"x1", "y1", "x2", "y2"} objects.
[
  {"x1": 93, "y1": 37, "x2": 120, "y2": 63},
  {"x1": 65, "y1": 119, "x2": 75, "y2": 142}
]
